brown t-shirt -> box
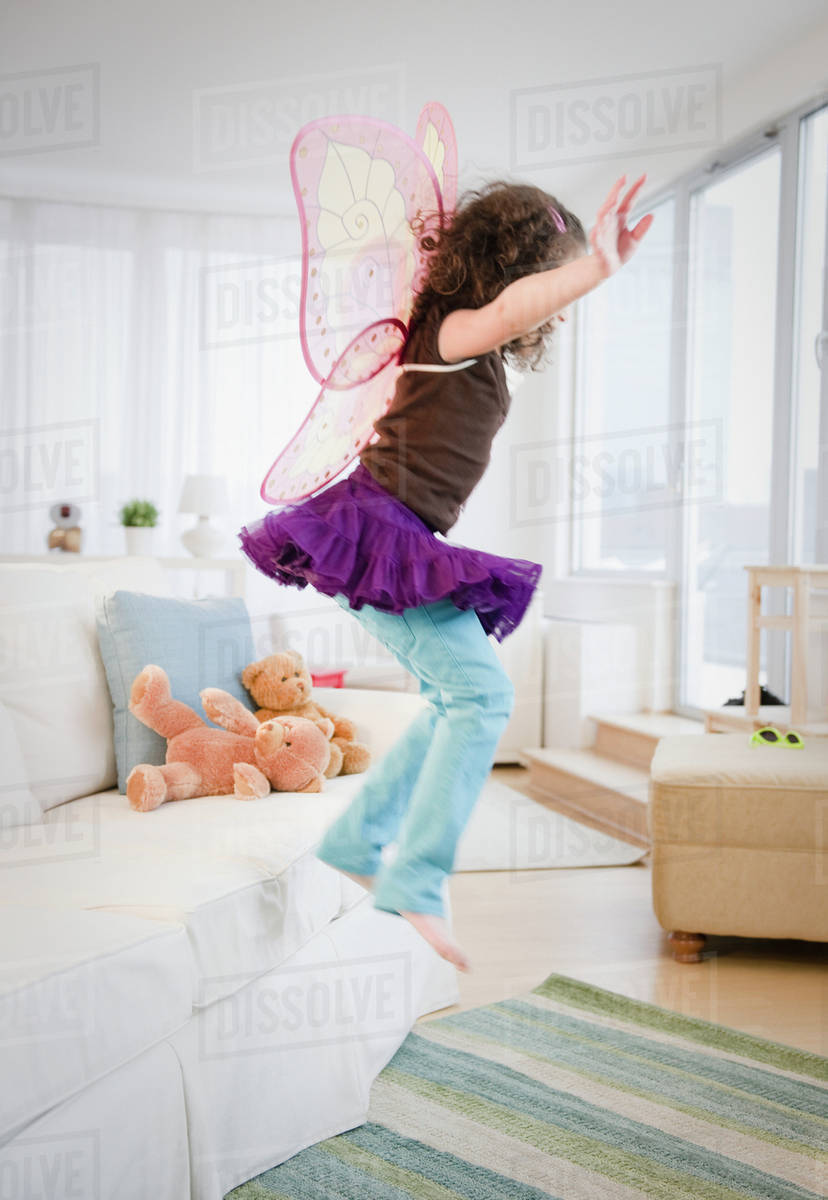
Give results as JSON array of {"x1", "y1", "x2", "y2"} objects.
[{"x1": 359, "y1": 308, "x2": 511, "y2": 535}]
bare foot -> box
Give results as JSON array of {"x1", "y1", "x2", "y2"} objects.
[{"x1": 400, "y1": 911, "x2": 470, "y2": 972}]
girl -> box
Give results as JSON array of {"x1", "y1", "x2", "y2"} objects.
[{"x1": 239, "y1": 172, "x2": 653, "y2": 971}]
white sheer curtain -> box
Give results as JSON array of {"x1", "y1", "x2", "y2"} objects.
[
  {"x1": 0, "y1": 194, "x2": 317, "y2": 561},
  {"x1": 0, "y1": 190, "x2": 549, "y2": 653}
]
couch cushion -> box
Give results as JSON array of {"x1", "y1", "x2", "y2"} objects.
[
  {"x1": 0, "y1": 907, "x2": 193, "y2": 1143},
  {"x1": 0, "y1": 776, "x2": 370, "y2": 1008},
  {"x1": 649, "y1": 733, "x2": 828, "y2": 851},
  {"x1": 95, "y1": 591, "x2": 256, "y2": 792},
  {"x1": 0, "y1": 558, "x2": 170, "y2": 809},
  {"x1": 312, "y1": 685, "x2": 425, "y2": 759},
  {"x1": 0, "y1": 687, "x2": 425, "y2": 1019},
  {"x1": 0, "y1": 701, "x2": 41, "y2": 829}
]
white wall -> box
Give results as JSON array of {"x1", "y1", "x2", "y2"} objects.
[{"x1": 2, "y1": 0, "x2": 827, "y2": 218}]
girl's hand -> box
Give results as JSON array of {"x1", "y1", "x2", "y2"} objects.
[{"x1": 590, "y1": 174, "x2": 654, "y2": 278}]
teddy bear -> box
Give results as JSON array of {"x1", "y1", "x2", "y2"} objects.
[
  {"x1": 125, "y1": 664, "x2": 331, "y2": 812},
  {"x1": 241, "y1": 649, "x2": 371, "y2": 778}
]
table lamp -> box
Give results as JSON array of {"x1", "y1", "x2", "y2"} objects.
[{"x1": 178, "y1": 474, "x2": 229, "y2": 558}]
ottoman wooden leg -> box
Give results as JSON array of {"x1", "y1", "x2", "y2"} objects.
[{"x1": 668, "y1": 931, "x2": 707, "y2": 963}]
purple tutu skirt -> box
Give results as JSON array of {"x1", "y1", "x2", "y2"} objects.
[{"x1": 238, "y1": 463, "x2": 542, "y2": 642}]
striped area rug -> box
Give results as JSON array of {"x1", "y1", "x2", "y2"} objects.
[{"x1": 227, "y1": 971, "x2": 828, "y2": 1199}]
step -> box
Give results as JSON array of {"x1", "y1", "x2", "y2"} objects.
[
  {"x1": 522, "y1": 747, "x2": 651, "y2": 848},
  {"x1": 702, "y1": 705, "x2": 828, "y2": 736},
  {"x1": 589, "y1": 711, "x2": 703, "y2": 769}
]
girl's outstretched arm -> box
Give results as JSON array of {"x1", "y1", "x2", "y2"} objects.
[{"x1": 437, "y1": 174, "x2": 654, "y2": 363}]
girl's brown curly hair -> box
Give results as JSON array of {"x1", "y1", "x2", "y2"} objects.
[{"x1": 409, "y1": 180, "x2": 587, "y2": 371}]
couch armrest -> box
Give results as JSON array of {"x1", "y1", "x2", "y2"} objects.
[{"x1": 312, "y1": 686, "x2": 427, "y2": 758}]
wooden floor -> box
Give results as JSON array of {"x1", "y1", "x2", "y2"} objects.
[{"x1": 417, "y1": 766, "x2": 828, "y2": 1057}]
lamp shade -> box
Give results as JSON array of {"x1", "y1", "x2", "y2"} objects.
[{"x1": 178, "y1": 474, "x2": 229, "y2": 516}]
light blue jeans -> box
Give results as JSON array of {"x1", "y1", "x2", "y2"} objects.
[{"x1": 316, "y1": 594, "x2": 515, "y2": 916}]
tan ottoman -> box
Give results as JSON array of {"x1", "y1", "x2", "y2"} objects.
[{"x1": 648, "y1": 734, "x2": 828, "y2": 961}]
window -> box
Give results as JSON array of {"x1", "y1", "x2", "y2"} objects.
[
  {"x1": 680, "y1": 149, "x2": 781, "y2": 709},
  {"x1": 0, "y1": 199, "x2": 304, "y2": 558},
  {"x1": 791, "y1": 105, "x2": 828, "y2": 565},
  {"x1": 573, "y1": 197, "x2": 675, "y2": 573},
  {"x1": 570, "y1": 94, "x2": 828, "y2": 716}
]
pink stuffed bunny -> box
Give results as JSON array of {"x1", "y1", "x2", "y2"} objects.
[{"x1": 126, "y1": 664, "x2": 331, "y2": 812}]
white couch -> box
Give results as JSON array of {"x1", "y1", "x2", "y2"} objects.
[{"x1": 0, "y1": 557, "x2": 458, "y2": 1200}]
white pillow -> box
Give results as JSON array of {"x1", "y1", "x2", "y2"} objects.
[
  {"x1": 312, "y1": 686, "x2": 427, "y2": 760},
  {"x1": 0, "y1": 558, "x2": 170, "y2": 809},
  {"x1": 0, "y1": 701, "x2": 41, "y2": 829}
]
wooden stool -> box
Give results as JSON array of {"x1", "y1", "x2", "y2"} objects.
[{"x1": 744, "y1": 565, "x2": 828, "y2": 727}]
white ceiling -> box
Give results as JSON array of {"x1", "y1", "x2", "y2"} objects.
[{"x1": 1, "y1": 0, "x2": 826, "y2": 222}]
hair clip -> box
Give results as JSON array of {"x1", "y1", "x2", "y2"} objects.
[{"x1": 548, "y1": 205, "x2": 566, "y2": 234}]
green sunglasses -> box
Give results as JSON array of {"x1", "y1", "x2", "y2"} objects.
[{"x1": 749, "y1": 726, "x2": 805, "y2": 748}]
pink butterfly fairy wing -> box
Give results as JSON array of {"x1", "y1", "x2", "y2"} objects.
[
  {"x1": 415, "y1": 101, "x2": 458, "y2": 213},
  {"x1": 262, "y1": 106, "x2": 456, "y2": 506},
  {"x1": 291, "y1": 115, "x2": 444, "y2": 386},
  {"x1": 260, "y1": 319, "x2": 406, "y2": 504}
]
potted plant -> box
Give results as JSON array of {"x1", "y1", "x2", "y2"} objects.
[{"x1": 119, "y1": 499, "x2": 159, "y2": 555}]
